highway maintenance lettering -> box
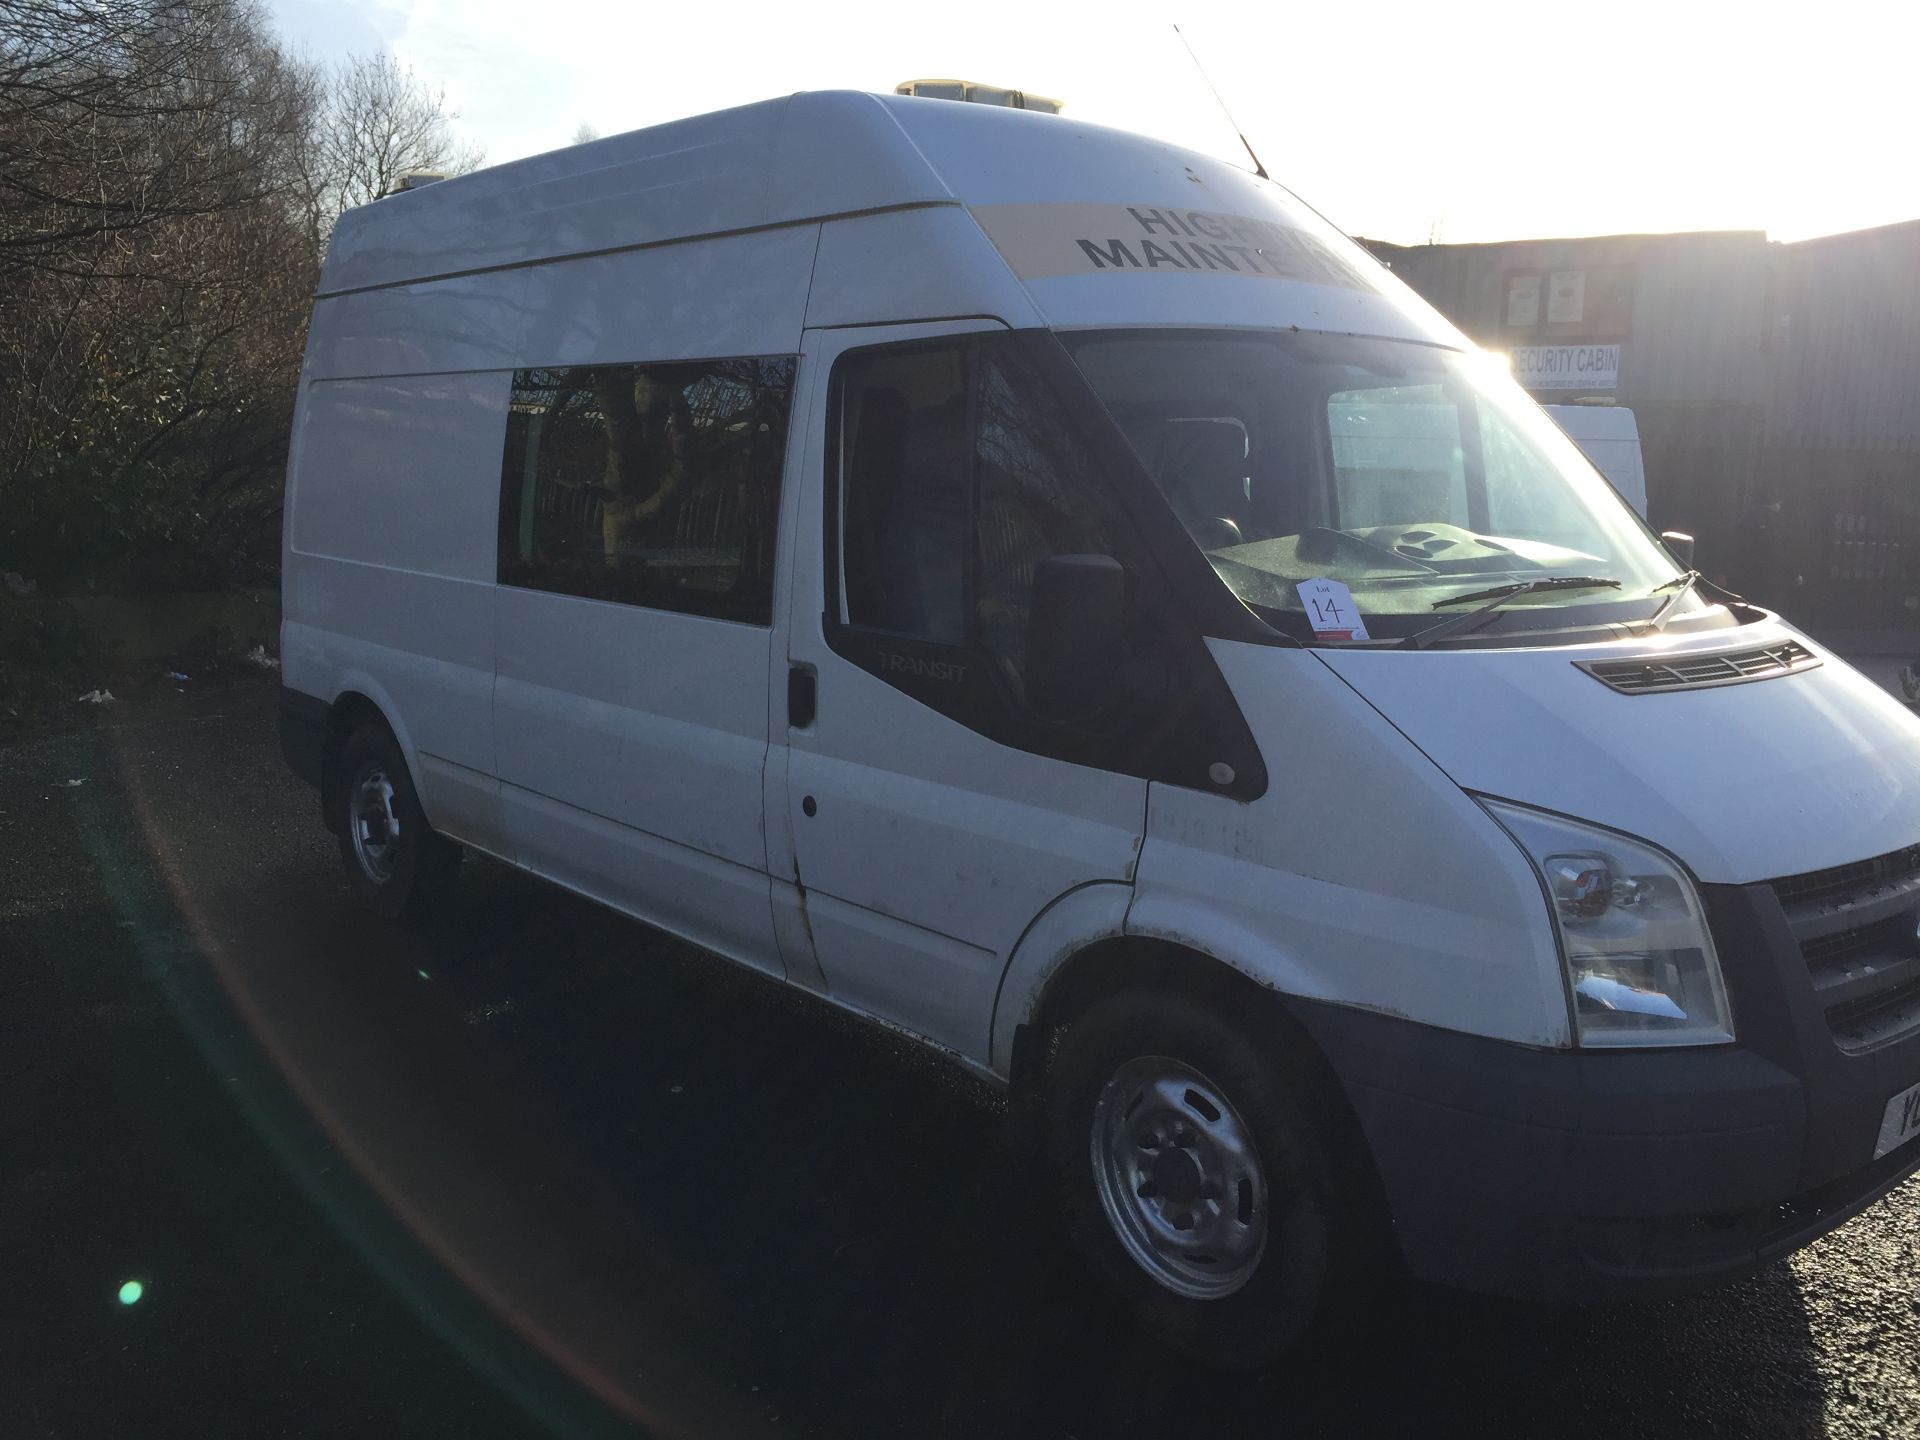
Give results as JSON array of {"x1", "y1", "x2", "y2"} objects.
[{"x1": 971, "y1": 203, "x2": 1374, "y2": 290}]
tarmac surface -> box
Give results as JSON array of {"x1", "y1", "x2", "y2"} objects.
[{"x1": 2, "y1": 676, "x2": 1917, "y2": 1439}]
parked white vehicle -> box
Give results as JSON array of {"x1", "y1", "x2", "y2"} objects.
[
  {"x1": 1545, "y1": 403, "x2": 1648, "y2": 517},
  {"x1": 280, "y1": 91, "x2": 1920, "y2": 1366}
]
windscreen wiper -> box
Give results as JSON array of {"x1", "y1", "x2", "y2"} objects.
[
  {"x1": 1403, "y1": 575, "x2": 1622, "y2": 650},
  {"x1": 1644, "y1": 570, "x2": 1702, "y2": 632}
]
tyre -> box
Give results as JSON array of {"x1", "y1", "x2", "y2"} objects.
[
  {"x1": 1044, "y1": 987, "x2": 1388, "y2": 1369},
  {"x1": 332, "y1": 721, "x2": 460, "y2": 922}
]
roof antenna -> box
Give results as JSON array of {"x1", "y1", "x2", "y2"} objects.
[{"x1": 1172, "y1": 24, "x2": 1269, "y2": 180}]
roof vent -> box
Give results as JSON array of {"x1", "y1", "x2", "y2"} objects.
[
  {"x1": 392, "y1": 171, "x2": 447, "y2": 193},
  {"x1": 1577, "y1": 639, "x2": 1820, "y2": 694},
  {"x1": 894, "y1": 79, "x2": 1063, "y2": 114}
]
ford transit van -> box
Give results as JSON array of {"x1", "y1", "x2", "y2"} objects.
[{"x1": 279, "y1": 91, "x2": 1920, "y2": 1364}]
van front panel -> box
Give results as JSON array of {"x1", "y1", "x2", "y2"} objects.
[
  {"x1": 1129, "y1": 641, "x2": 1569, "y2": 1048},
  {"x1": 1320, "y1": 627, "x2": 1920, "y2": 885}
]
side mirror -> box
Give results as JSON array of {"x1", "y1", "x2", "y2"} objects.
[
  {"x1": 1025, "y1": 554, "x2": 1127, "y2": 722},
  {"x1": 1660, "y1": 531, "x2": 1695, "y2": 567}
]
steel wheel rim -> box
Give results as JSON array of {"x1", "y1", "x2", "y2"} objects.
[
  {"x1": 348, "y1": 763, "x2": 401, "y2": 885},
  {"x1": 1091, "y1": 1055, "x2": 1268, "y2": 1299}
]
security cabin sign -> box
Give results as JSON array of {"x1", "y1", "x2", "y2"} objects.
[
  {"x1": 1297, "y1": 578, "x2": 1369, "y2": 642},
  {"x1": 1512, "y1": 344, "x2": 1621, "y2": 392},
  {"x1": 971, "y1": 203, "x2": 1374, "y2": 291}
]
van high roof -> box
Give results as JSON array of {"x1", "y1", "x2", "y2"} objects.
[{"x1": 318, "y1": 90, "x2": 1460, "y2": 349}]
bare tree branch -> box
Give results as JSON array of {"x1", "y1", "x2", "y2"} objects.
[
  {"x1": 0, "y1": 2, "x2": 484, "y2": 589},
  {"x1": 293, "y1": 50, "x2": 484, "y2": 254}
]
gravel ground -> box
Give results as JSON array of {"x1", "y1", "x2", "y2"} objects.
[{"x1": 1, "y1": 676, "x2": 1915, "y2": 1439}]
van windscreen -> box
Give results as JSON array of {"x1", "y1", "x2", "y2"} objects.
[{"x1": 1062, "y1": 329, "x2": 1695, "y2": 644}]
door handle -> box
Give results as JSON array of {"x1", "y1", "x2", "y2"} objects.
[{"x1": 787, "y1": 665, "x2": 817, "y2": 729}]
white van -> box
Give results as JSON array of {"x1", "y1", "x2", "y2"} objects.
[
  {"x1": 279, "y1": 91, "x2": 1920, "y2": 1365},
  {"x1": 1545, "y1": 403, "x2": 1648, "y2": 517}
]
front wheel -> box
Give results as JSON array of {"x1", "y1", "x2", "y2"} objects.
[
  {"x1": 1045, "y1": 989, "x2": 1389, "y2": 1369},
  {"x1": 332, "y1": 722, "x2": 460, "y2": 922}
]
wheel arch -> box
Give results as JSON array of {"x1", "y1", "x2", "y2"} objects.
[
  {"x1": 997, "y1": 891, "x2": 1363, "y2": 1122},
  {"x1": 1007, "y1": 931, "x2": 1331, "y2": 1097},
  {"x1": 319, "y1": 688, "x2": 409, "y2": 834}
]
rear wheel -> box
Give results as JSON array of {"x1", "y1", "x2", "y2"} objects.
[
  {"x1": 332, "y1": 722, "x2": 460, "y2": 922},
  {"x1": 1045, "y1": 988, "x2": 1388, "y2": 1369}
]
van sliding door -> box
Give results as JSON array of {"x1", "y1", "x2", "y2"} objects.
[{"x1": 491, "y1": 356, "x2": 796, "y2": 976}]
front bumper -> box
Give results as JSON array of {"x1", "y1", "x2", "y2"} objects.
[{"x1": 1291, "y1": 881, "x2": 1920, "y2": 1302}]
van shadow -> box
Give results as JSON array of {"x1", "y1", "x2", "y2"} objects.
[
  {"x1": 391, "y1": 861, "x2": 1835, "y2": 1440},
  {"x1": 28, "y1": 682, "x2": 1843, "y2": 1438}
]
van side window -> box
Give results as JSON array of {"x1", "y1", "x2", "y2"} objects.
[
  {"x1": 498, "y1": 356, "x2": 795, "y2": 624},
  {"x1": 838, "y1": 346, "x2": 970, "y2": 644},
  {"x1": 835, "y1": 337, "x2": 1112, "y2": 704},
  {"x1": 973, "y1": 344, "x2": 1114, "y2": 688}
]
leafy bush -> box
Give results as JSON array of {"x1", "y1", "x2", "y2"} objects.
[
  {"x1": 2, "y1": 456, "x2": 188, "y2": 590},
  {"x1": 0, "y1": 588, "x2": 107, "y2": 737},
  {"x1": 0, "y1": 454, "x2": 279, "y2": 594}
]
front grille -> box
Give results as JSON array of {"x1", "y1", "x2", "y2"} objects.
[
  {"x1": 1801, "y1": 920, "x2": 1901, "y2": 968},
  {"x1": 1826, "y1": 978, "x2": 1920, "y2": 1051},
  {"x1": 1774, "y1": 845, "x2": 1920, "y2": 910},
  {"x1": 1579, "y1": 639, "x2": 1819, "y2": 695},
  {"x1": 1770, "y1": 844, "x2": 1920, "y2": 1052}
]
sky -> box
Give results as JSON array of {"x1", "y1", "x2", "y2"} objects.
[{"x1": 266, "y1": 0, "x2": 1920, "y2": 246}]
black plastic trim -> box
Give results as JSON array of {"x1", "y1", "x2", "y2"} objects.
[
  {"x1": 786, "y1": 664, "x2": 816, "y2": 730},
  {"x1": 1812, "y1": 954, "x2": 1920, "y2": 1011},
  {"x1": 1577, "y1": 638, "x2": 1820, "y2": 695},
  {"x1": 1287, "y1": 873, "x2": 1920, "y2": 1305},
  {"x1": 1778, "y1": 871, "x2": 1920, "y2": 943}
]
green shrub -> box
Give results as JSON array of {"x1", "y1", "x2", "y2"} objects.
[
  {"x1": 0, "y1": 589, "x2": 108, "y2": 735},
  {"x1": 1, "y1": 455, "x2": 195, "y2": 593},
  {"x1": 0, "y1": 455, "x2": 279, "y2": 595}
]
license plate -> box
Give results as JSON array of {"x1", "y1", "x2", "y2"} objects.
[{"x1": 1875, "y1": 1079, "x2": 1920, "y2": 1160}]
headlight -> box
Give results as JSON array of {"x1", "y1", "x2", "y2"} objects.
[{"x1": 1480, "y1": 799, "x2": 1734, "y2": 1048}]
